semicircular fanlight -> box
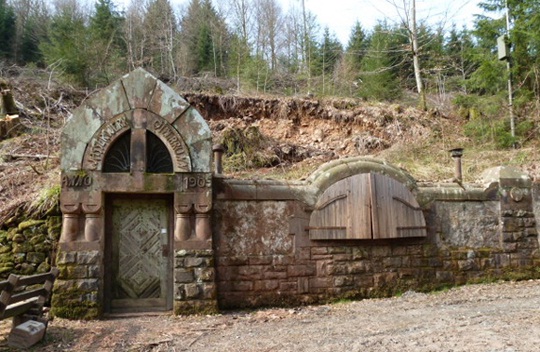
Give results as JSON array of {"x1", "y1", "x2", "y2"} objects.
[
  {"x1": 146, "y1": 131, "x2": 173, "y2": 173},
  {"x1": 103, "y1": 131, "x2": 131, "y2": 173}
]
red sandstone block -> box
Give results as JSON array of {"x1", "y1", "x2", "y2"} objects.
[
  {"x1": 310, "y1": 277, "x2": 331, "y2": 289},
  {"x1": 391, "y1": 246, "x2": 408, "y2": 256},
  {"x1": 253, "y1": 280, "x2": 279, "y2": 291},
  {"x1": 295, "y1": 248, "x2": 311, "y2": 261},
  {"x1": 249, "y1": 256, "x2": 273, "y2": 265},
  {"x1": 311, "y1": 247, "x2": 328, "y2": 256},
  {"x1": 272, "y1": 255, "x2": 292, "y2": 266},
  {"x1": 333, "y1": 254, "x2": 352, "y2": 262},
  {"x1": 311, "y1": 254, "x2": 333, "y2": 260},
  {"x1": 238, "y1": 265, "x2": 264, "y2": 279},
  {"x1": 263, "y1": 271, "x2": 288, "y2": 280},
  {"x1": 328, "y1": 246, "x2": 350, "y2": 255},
  {"x1": 316, "y1": 260, "x2": 330, "y2": 276},
  {"x1": 407, "y1": 245, "x2": 423, "y2": 256},
  {"x1": 216, "y1": 256, "x2": 249, "y2": 266},
  {"x1": 372, "y1": 246, "x2": 391, "y2": 257},
  {"x1": 287, "y1": 265, "x2": 315, "y2": 277},
  {"x1": 348, "y1": 261, "x2": 370, "y2": 274},
  {"x1": 231, "y1": 281, "x2": 253, "y2": 291},
  {"x1": 279, "y1": 281, "x2": 297, "y2": 292},
  {"x1": 353, "y1": 275, "x2": 373, "y2": 287}
]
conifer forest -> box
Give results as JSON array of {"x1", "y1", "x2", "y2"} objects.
[{"x1": 1, "y1": 0, "x2": 540, "y2": 148}]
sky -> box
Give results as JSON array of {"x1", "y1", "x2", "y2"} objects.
[
  {"x1": 291, "y1": 0, "x2": 483, "y2": 44},
  {"x1": 117, "y1": 0, "x2": 484, "y2": 45}
]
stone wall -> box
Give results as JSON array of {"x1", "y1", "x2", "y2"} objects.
[
  {"x1": 51, "y1": 250, "x2": 102, "y2": 319},
  {"x1": 174, "y1": 249, "x2": 218, "y2": 315},
  {"x1": 0, "y1": 216, "x2": 60, "y2": 279},
  {"x1": 212, "y1": 166, "x2": 540, "y2": 309}
]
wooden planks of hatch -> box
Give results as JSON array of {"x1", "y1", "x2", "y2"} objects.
[{"x1": 308, "y1": 173, "x2": 426, "y2": 240}]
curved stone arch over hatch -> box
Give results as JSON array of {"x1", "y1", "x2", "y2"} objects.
[
  {"x1": 57, "y1": 68, "x2": 216, "y2": 317},
  {"x1": 307, "y1": 158, "x2": 426, "y2": 240}
]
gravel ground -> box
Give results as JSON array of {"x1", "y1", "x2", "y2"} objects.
[{"x1": 2, "y1": 280, "x2": 540, "y2": 351}]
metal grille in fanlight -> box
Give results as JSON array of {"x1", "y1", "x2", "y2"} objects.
[
  {"x1": 146, "y1": 131, "x2": 173, "y2": 173},
  {"x1": 103, "y1": 131, "x2": 131, "y2": 173}
]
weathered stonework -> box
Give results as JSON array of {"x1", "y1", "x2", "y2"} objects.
[
  {"x1": 174, "y1": 249, "x2": 218, "y2": 315},
  {"x1": 55, "y1": 69, "x2": 216, "y2": 319},
  {"x1": 212, "y1": 163, "x2": 540, "y2": 309},
  {"x1": 53, "y1": 68, "x2": 540, "y2": 318}
]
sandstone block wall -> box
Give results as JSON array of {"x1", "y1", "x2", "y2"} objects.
[{"x1": 213, "y1": 170, "x2": 540, "y2": 309}]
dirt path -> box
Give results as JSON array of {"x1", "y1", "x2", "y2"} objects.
[{"x1": 2, "y1": 280, "x2": 540, "y2": 351}]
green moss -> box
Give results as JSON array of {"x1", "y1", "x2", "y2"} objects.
[
  {"x1": 46, "y1": 216, "x2": 62, "y2": 241},
  {"x1": 36, "y1": 261, "x2": 51, "y2": 273},
  {"x1": 51, "y1": 306, "x2": 100, "y2": 320},
  {"x1": 174, "y1": 300, "x2": 219, "y2": 316},
  {"x1": 29, "y1": 234, "x2": 47, "y2": 245},
  {"x1": 0, "y1": 252, "x2": 14, "y2": 263},
  {"x1": 0, "y1": 265, "x2": 14, "y2": 275},
  {"x1": 51, "y1": 286, "x2": 101, "y2": 320},
  {"x1": 18, "y1": 220, "x2": 46, "y2": 231},
  {"x1": 12, "y1": 242, "x2": 34, "y2": 253}
]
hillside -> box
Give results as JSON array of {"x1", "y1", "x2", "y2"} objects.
[{"x1": 1, "y1": 71, "x2": 538, "y2": 223}]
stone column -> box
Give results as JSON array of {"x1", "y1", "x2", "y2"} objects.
[
  {"x1": 60, "y1": 203, "x2": 81, "y2": 242},
  {"x1": 175, "y1": 204, "x2": 193, "y2": 241},
  {"x1": 195, "y1": 204, "x2": 212, "y2": 241},
  {"x1": 82, "y1": 204, "x2": 102, "y2": 242}
]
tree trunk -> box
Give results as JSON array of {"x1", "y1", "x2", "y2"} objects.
[{"x1": 411, "y1": 0, "x2": 426, "y2": 111}]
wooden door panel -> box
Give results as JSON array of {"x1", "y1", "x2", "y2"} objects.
[
  {"x1": 309, "y1": 177, "x2": 349, "y2": 239},
  {"x1": 111, "y1": 198, "x2": 170, "y2": 310},
  {"x1": 309, "y1": 174, "x2": 371, "y2": 240},
  {"x1": 370, "y1": 173, "x2": 426, "y2": 239},
  {"x1": 348, "y1": 174, "x2": 372, "y2": 239},
  {"x1": 309, "y1": 172, "x2": 426, "y2": 240}
]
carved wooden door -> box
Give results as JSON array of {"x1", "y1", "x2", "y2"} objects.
[{"x1": 110, "y1": 198, "x2": 171, "y2": 311}]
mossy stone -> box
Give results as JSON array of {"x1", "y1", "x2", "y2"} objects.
[
  {"x1": 34, "y1": 242, "x2": 52, "y2": 253},
  {"x1": 12, "y1": 242, "x2": 33, "y2": 253},
  {"x1": 0, "y1": 253, "x2": 14, "y2": 264},
  {"x1": 51, "y1": 286, "x2": 101, "y2": 320},
  {"x1": 0, "y1": 245, "x2": 12, "y2": 254},
  {"x1": 18, "y1": 220, "x2": 46, "y2": 231},
  {"x1": 6, "y1": 228, "x2": 17, "y2": 241},
  {"x1": 18, "y1": 263, "x2": 35, "y2": 275},
  {"x1": 36, "y1": 261, "x2": 51, "y2": 273},
  {"x1": 27, "y1": 252, "x2": 46, "y2": 264},
  {"x1": 29, "y1": 234, "x2": 47, "y2": 245},
  {"x1": 12, "y1": 233, "x2": 26, "y2": 243},
  {"x1": 13, "y1": 253, "x2": 26, "y2": 264},
  {"x1": 0, "y1": 266, "x2": 14, "y2": 276},
  {"x1": 174, "y1": 300, "x2": 219, "y2": 316},
  {"x1": 47, "y1": 216, "x2": 62, "y2": 241}
]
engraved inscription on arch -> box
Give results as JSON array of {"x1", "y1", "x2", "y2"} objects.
[
  {"x1": 151, "y1": 117, "x2": 191, "y2": 172},
  {"x1": 85, "y1": 114, "x2": 130, "y2": 170}
]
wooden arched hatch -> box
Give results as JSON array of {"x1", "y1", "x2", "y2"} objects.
[{"x1": 308, "y1": 173, "x2": 427, "y2": 240}]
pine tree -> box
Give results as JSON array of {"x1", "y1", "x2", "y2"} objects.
[
  {"x1": 179, "y1": 0, "x2": 229, "y2": 77},
  {"x1": 88, "y1": 0, "x2": 125, "y2": 85},
  {"x1": 359, "y1": 23, "x2": 401, "y2": 101},
  {"x1": 144, "y1": 0, "x2": 177, "y2": 79},
  {"x1": 40, "y1": 0, "x2": 89, "y2": 86},
  {"x1": 0, "y1": 0, "x2": 16, "y2": 60},
  {"x1": 346, "y1": 21, "x2": 367, "y2": 72}
]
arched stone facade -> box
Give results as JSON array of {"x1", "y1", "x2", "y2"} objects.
[{"x1": 55, "y1": 69, "x2": 217, "y2": 318}]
